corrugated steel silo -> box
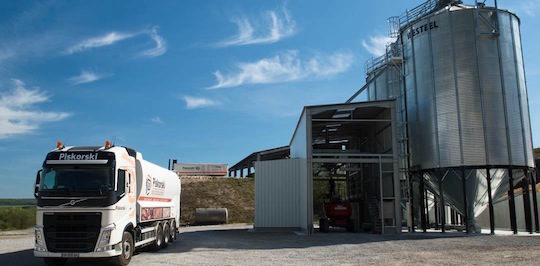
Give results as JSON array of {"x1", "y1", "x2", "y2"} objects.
[
  {"x1": 360, "y1": 1, "x2": 537, "y2": 234},
  {"x1": 401, "y1": 3, "x2": 535, "y2": 234}
]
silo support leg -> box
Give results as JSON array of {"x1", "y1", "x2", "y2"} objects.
[
  {"x1": 419, "y1": 174, "x2": 426, "y2": 232},
  {"x1": 439, "y1": 174, "x2": 445, "y2": 233},
  {"x1": 434, "y1": 196, "x2": 439, "y2": 227},
  {"x1": 531, "y1": 170, "x2": 540, "y2": 233},
  {"x1": 424, "y1": 189, "x2": 429, "y2": 228},
  {"x1": 522, "y1": 169, "x2": 533, "y2": 234},
  {"x1": 508, "y1": 169, "x2": 517, "y2": 234},
  {"x1": 487, "y1": 168, "x2": 495, "y2": 234},
  {"x1": 461, "y1": 168, "x2": 469, "y2": 233},
  {"x1": 408, "y1": 173, "x2": 415, "y2": 232}
]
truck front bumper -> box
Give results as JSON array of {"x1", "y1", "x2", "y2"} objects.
[{"x1": 34, "y1": 242, "x2": 122, "y2": 258}]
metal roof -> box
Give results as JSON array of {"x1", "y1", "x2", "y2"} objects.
[{"x1": 229, "y1": 146, "x2": 290, "y2": 171}]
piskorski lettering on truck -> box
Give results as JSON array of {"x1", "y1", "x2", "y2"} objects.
[{"x1": 59, "y1": 153, "x2": 98, "y2": 160}]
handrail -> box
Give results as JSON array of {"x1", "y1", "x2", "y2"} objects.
[
  {"x1": 365, "y1": 0, "x2": 460, "y2": 74},
  {"x1": 399, "y1": 0, "x2": 458, "y2": 28},
  {"x1": 365, "y1": 42, "x2": 402, "y2": 74}
]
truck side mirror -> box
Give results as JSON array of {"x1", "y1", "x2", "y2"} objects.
[{"x1": 34, "y1": 170, "x2": 42, "y2": 198}]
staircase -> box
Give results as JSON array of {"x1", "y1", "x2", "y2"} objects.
[{"x1": 367, "y1": 195, "x2": 382, "y2": 233}]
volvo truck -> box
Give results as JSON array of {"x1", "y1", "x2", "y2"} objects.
[{"x1": 33, "y1": 141, "x2": 181, "y2": 266}]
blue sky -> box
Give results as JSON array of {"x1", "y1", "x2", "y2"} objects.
[{"x1": 0, "y1": 0, "x2": 539, "y2": 198}]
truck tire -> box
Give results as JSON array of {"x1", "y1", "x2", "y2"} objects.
[
  {"x1": 170, "y1": 220, "x2": 177, "y2": 242},
  {"x1": 43, "y1": 258, "x2": 67, "y2": 266},
  {"x1": 162, "y1": 222, "x2": 170, "y2": 248},
  {"x1": 150, "y1": 223, "x2": 163, "y2": 251},
  {"x1": 112, "y1": 231, "x2": 134, "y2": 266}
]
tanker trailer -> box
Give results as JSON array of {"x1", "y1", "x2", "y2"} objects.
[{"x1": 33, "y1": 141, "x2": 181, "y2": 266}]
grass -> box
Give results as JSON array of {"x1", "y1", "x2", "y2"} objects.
[
  {"x1": 180, "y1": 178, "x2": 254, "y2": 225},
  {"x1": 0, "y1": 198, "x2": 36, "y2": 207},
  {"x1": 0, "y1": 206, "x2": 36, "y2": 231},
  {"x1": 0, "y1": 199, "x2": 36, "y2": 231}
]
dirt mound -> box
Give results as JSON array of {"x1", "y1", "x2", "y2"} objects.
[{"x1": 180, "y1": 177, "x2": 254, "y2": 225}]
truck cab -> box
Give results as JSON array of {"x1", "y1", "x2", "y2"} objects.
[{"x1": 34, "y1": 142, "x2": 180, "y2": 266}]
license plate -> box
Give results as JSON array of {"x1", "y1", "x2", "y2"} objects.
[{"x1": 61, "y1": 253, "x2": 80, "y2": 258}]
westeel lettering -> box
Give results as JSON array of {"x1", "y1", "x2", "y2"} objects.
[{"x1": 407, "y1": 21, "x2": 439, "y2": 39}]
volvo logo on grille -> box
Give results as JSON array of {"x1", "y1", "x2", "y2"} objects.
[{"x1": 58, "y1": 198, "x2": 90, "y2": 207}]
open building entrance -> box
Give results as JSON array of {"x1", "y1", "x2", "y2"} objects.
[
  {"x1": 254, "y1": 100, "x2": 402, "y2": 234},
  {"x1": 305, "y1": 101, "x2": 402, "y2": 234}
]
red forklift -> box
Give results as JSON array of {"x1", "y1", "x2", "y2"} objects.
[{"x1": 319, "y1": 177, "x2": 354, "y2": 232}]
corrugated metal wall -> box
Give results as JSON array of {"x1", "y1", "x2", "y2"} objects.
[
  {"x1": 400, "y1": 8, "x2": 534, "y2": 169},
  {"x1": 254, "y1": 158, "x2": 306, "y2": 230}
]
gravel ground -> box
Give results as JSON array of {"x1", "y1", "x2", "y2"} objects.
[{"x1": 1, "y1": 224, "x2": 540, "y2": 266}]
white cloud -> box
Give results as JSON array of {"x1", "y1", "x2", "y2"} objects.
[
  {"x1": 66, "y1": 32, "x2": 136, "y2": 54},
  {"x1": 65, "y1": 26, "x2": 167, "y2": 57},
  {"x1": 138, "y1": 27, "x2": 167, "y2": 58},
  {"x1": 0, "y1": 79, "x2": 70, "y2": 139},
  {"x1": 362, "y1": 35, "x2": 395, "y2": 57},
  {"x1": 67, "y1": 70, "x2": 106, "y2": 85},
  {"x1": 209, "y1": 50, "x2": 354, "y2": 89},
  {"x1": 183, "y1": 96, "x2": 218, "y2": 109},
  {"x1": 218, "y1": 5, "x2": 296, "y2": 47},
  {"x1": 151, "y1": 116, "x2": 164, "y2": 124}
]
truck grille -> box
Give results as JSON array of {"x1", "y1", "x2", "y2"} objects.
[{"x1": 43, "y1": 212, "x2": 101, "y2": 253}]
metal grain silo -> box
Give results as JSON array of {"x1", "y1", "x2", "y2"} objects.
[
  {"x1": 354, "y1": 0, "x2": 537, "y2": 234},
  {"x1": 400, "y1": 3, "x2": 535, "y2": 234}
]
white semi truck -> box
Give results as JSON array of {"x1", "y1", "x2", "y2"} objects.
[{"x1": 33, "y1": 141, "x2": 181, "y2": 266}]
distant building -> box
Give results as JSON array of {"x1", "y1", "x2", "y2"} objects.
[{"x1": 173, "y1": 163, "x2": 228, "y2": 177}]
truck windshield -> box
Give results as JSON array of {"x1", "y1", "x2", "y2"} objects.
[{"x1": 40, "y1": 165, "x2": 114, "y2": 196}]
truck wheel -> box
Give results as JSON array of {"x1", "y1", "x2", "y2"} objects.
[
  {"x1": 162, "y1": 223, "x2": 170, "y2": 248},
  {"x1": 43, "y1": 258, "x2": 67, "y2": 266},
  {"x1": 150, "y1": 223, "x2": 163, "y2": 251},
  {"x1": 170, "y1": 220, "x2": 177, "y2": 242},
  {"x1": 112, "y1": 231, "x2": 134, "y2": 266}
]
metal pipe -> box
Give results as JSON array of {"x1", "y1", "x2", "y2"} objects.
[
  {"x1": 487, "y1": 168, "x2": 495, "y2": 234},
  {"x1": 508, "y1": 169, "x2": 517, "y2": 234}
]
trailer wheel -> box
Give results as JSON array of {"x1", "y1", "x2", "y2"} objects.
[
  {"x1": 43, "y1": 258, "x2": 67, "y2": 266},
  {"x1": 150, "y1": 223, "x2": 163, "y2": 251},
  {"x1": 170, "y1": 220, "x2": 177, "y2": 242},
  {"x1": 162, "y1": 222, "x2": 170, "y2": 248},
  {"x1": 112, "y1": 231, "x2": 134, "y2": 266}
]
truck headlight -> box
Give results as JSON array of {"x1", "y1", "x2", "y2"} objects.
[
  {"x1": 34, "y1": 225, "x2": 47, "y2": 252},
  {"x1": 96, "y1": 224, "x2": 116, "y2": 250}
]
